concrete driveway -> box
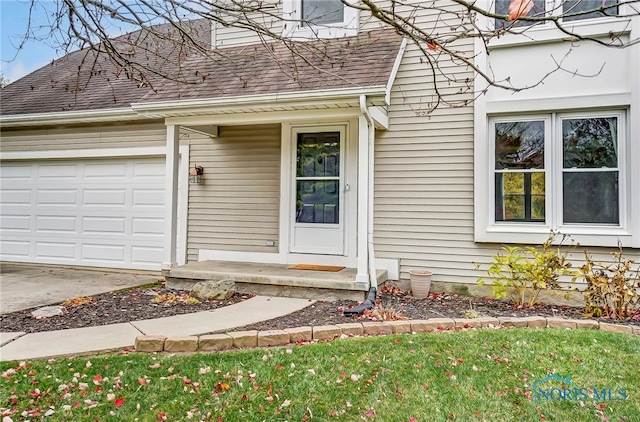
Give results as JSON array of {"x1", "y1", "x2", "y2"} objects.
[{"x1": 0, "y1": 263, "x2": 162, "y2": 314}]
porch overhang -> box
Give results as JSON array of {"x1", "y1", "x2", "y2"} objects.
[{"x1": 131, "y1": 85, "x2": 390, "y2": 124}]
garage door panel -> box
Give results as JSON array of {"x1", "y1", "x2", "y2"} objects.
[
  {"x1": 82, "y1": 217, "x2": 126, "y2": 234},
  {"x1": 0, "y1": 240, "x2": 30, "y2": 257},
  {"x1": 36, "y1": 242, "x2": 76, "y2": 259},
  {"x1": 132, "y1": 246, "x2": 163, "y2": 265},
  {"x1": 0, "y1": 157, "x2": 169, "y2": 270},
  {"x1": 39, "y1": 164, "x2": 78, "y2": 179},
  {"x1": 84, "y1": 163, "x2": 128, "y2": 178},
  {"x1": 36, "y1": 216, "x2": 77, "y2": 232},
  {"x1": 1, "y1": 189, "x2": 32, "y2": 204},
  {"x1": 1, "y1": 215, "x2": 30, "y2": 231},
  {"x1": 0, "y1": 165, "x2": 32, "y2": 179},
  {"x1": 37, "y1": 189, "x2": 77, "y2": 205},
  {"x1": 132, "y1": 217, "x2": 164, "y2": 236},
  {"x1": 133, "y1": 189, "x2": 164, "y2": 206},
  {"x1": 134, "y1": 161, "x2": 165, "y2": 177},
  {"x1": 83, "y1": 189, "x2": 127, "y2": 206},
  {"x1": 82, "y1": 244, "x2": 126, "y2": 262}
]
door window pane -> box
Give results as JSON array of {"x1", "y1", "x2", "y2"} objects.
[
  {"x1": 563, "y1": 172, "x2": 619, "y2": 224},
  {"x1": 297, "y1": 132, "x2": 340, "y2": 177},
  {"x1": 302, "y1": 0, "x2": 344, "y2": 25},
  {"x1": 562, "y1": 0, "x2": 619, "y2": 21},
  {"x1": 296, "y1": 180, "x2": 339, "y2": 223}
]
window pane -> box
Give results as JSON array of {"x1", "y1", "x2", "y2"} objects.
[
  {"x1": 495, "y1": 171, "x2": 545, "y2": 222},
  {"x1": 495, "y1": 120, "x2": 545, "y2": 169},
  {"x1": 563, "y1": 172, "x2": 619, "y2": 224},
  {"x1": 531, "y1": 172, "x2": 546, "y2": 219},
  {"x1": 563, "y1": 117, "x2": 617, "y2": 168},
  {"x1": 296, "y1": 180, "x2": 339, "y2": 224},
  {"x1": 302, "y1": 0, "x2": 344, "y2": 25},
  {"x1": 562, "y1": 0, "x2": 619, "y2": 21},
  {"x1": 495, "y1": 0, "x2": 545, "y2": 28},
  {"x1": 297, "y1": 132, "x2": 340, "y2": 177}
]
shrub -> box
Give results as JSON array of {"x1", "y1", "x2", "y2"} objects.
[
  {"x1": 477, "y1": 232, "x2": 574, "y2": 307},
  {"x1": 574, "y1": 244, "x2": 640, "y2": 320}
]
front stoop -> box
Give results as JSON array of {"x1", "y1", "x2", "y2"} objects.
[
  {"x1": 164, "y1": 260, "x2": 387, "y2": 301},
  {"x1": 133, "y1": 317, "x2": 638, "y2": 355}
]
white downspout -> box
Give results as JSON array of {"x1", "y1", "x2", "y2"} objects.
[{"x1": 359, "y1": 95, "x2": 378, "y2": 289}]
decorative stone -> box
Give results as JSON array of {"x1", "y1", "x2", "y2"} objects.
[
  {"x1": 135, "y1": 335, "x2": 167, "y2": 352},
  {"x1": 258, "y1": 330, "x2": 290, "y2": 347},
  {"x1": 574, "y1": 319, "x2": 599, "y2": 330},
  {"x1": 228, "y1": 330, "x2": 258, "y2": 348},
  {"x1": 599, "y1": 323, "x2": 633, "y2": 334},
  {"x1": 284, "y1": 327, "x2": 313, "y2": 342},
  {"x1": 410, "y1": 319, "x2": 442, "y2": 332},
  {"x1": 336, "y1": 323, "x2": 364, "y2": 336},
  {"x1": 199, "y1": 334, "x2": 233, "y2": 351},
  {"x1": 362, "y1": 321, "x2": 393, "y2": 335},
  {"x1": 546, "y1": 317, "x2": 577, "y2": 329},
  {"x1": 387, "y1": 320, "x2": 412, "y2": 334},
  {"x1": 31, "y1": 306, "x2": 65, "y2": 319},
  {"x1": 164, "y1": 336, "x2": 198, "y2": 352},
  {"x1": 312, "y1": 325, "x2": 342, "y2": 340},
  {"x1": 523, "y1": 316, "x2": 547, "y2": 328},
  {"x1": 190, "y1": 279, "x2": 235, "y2": 300},
  {"x1": 498, "y1": 317, "x2": 529, "y2": 328}
]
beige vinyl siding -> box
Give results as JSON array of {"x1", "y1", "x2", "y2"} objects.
[
  {"x1": 186, "y1": 124, "x2": 281, "y2": 261},
  {"x1": 372, "y1": 0, "x2": 484, "y2": 284},
  {"x1": 0, "y1": 122, "x2": 166, "y2": 152}
]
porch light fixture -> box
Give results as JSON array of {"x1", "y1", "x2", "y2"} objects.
[{"x1": 189, "y1": 165, "x2": 204, "y2": 184}]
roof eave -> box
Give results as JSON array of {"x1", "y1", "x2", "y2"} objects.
[
  {"x1": 131, "y1": 86, "x2": 389, "y2": 118},
  {"x1": 0, "y1": 108, "x2": 144, "y2": 128}
]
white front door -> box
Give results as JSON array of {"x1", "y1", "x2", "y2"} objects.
[{"x1": 290, "y1": 127, "x2": 345, "y2": 255}]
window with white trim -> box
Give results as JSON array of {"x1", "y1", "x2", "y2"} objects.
[
  {"x1": 283, "y1": 0, "x2": 359, "y2": 39},
  {"x1": 494, "y1": 0, "x2": 621, "y2": 29},
  {"x1": 490, "y1": 111, "x2": 626, "y2": 232}
]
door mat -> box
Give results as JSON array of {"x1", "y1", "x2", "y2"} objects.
[{"x1": 288, "y1": 264, "x2": 345, "y2": 272}]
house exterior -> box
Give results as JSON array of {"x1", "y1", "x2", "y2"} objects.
[{"x1": 1, "y1": 1, "x2": 638, "y2": 296}]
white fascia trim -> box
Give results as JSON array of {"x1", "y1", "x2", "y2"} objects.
[
  {"x1": 0, "y1": 108, "x2": 142, "y2": 128},
  {"x1": 386, "y1": 37, "x2": 408, "y2": 106},
  {"x1": 0, "y1": 146, "x2": 165, "y2": 161},
  {"x1": 486, "y1": 92, "x2": 632, "y2": 114},
  {"x1": 131, "y1": 86, "x2": 387, "y2": 117}
]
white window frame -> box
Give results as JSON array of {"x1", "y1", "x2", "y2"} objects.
[
  {"x1": 477, "y1": 110, "x2": 632, "y2": 246},
  {"x1": 485, "y1": 0, "x2": 632, "y2": 48},
  {"x1": 282, "y1": 0, "x2": 359, "y2": 40}
]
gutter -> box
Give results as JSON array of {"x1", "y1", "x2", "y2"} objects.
[
  {"x1": 0, "y1": 108, "x2": 143, "y2": 128},
  {"x1": 343, "y1": 95, "x2": 378, "y2": 316},
  {"x1": 132, "y1": 86, "x2": 388, "y2": 118}
]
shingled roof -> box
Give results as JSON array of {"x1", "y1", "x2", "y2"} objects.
[{"x1": 0, "y1": 20, "x2": 403, "y2": 116}]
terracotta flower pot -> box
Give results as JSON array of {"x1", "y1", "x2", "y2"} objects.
[{"x1": 409, "y1": 270, "x2": 432, "y2": 299}]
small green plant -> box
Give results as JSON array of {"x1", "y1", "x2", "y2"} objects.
[
  {"x1": 574, "y1": 244, "x2": 640, "y2": 320},
  {"x1": 477, "y1": 232, "x2": 574, "y2": 307}
]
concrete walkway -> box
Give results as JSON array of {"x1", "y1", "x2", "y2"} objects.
[
  {"x1": 0, "y1": 263, "x2": 161, "y2": 314},
  {"x1": 0, "y1": 295, "x2": 314, "y2": 361}
]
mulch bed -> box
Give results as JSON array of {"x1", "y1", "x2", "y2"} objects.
[{"x1": 1, "y1": 283, "x2": 638, "y2": 334}]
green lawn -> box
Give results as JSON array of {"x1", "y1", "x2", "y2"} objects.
[{"x1": 2, "y1": 328, "x2": 639, "y2": 421}]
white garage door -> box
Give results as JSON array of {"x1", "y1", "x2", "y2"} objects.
[{"x1": 0, "y1": 157, "x2": 166, "y2": 270}]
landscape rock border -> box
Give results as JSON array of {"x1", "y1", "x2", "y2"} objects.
[{"x1": 134, "y1": 316, "x2": 639, "y2": 353}]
